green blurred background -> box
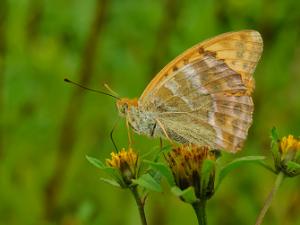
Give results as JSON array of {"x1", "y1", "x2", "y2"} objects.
[{"x1": 1, "y1": 0, "x2": 300, "y2": 224}]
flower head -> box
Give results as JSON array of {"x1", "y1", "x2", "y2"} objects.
[
  {"x1": 279, "y1": 135, "x2": 300, "y2": 156},
  {"x1": 106, "y1": 148, "x2": 139, "y2": 186},
  {"x1": 166, "y1": 145, "x2": 216, "y2": 200},
  {"x1": 273, "y1": 134, "x2": 300, "y2": 177}
]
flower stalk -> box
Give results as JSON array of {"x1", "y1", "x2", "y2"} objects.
[
  {"x1": 192, "y1": 200, "x2": 207, "y2": 225},
  {"x1": 130, "y1": 186, "x2": 148, "y2": 225},
  {"x1": 254, "y1": 172, "x2": 284, "y2": 225},
  {"x1": 105, "y1": 148, "x2": 148, "y2": 225},
  {"x1": 255, "y1": 131, "x2": 300, "y2": 225}
]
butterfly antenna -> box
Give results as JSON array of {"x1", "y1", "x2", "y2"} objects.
[
  {"x1": 64, "y1": 78, "x2": 120, "y2": 100},
  {"x1": 104, "y1": 83, "x2": 120, "y2": 98}
]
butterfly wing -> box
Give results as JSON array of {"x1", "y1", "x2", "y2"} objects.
[{"x1": 139, "y1": 30, "x2": 263, "y2": 152}]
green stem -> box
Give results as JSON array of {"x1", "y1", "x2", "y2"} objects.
[
  {"x1": 192, "y1": 201, "x2": 207, "y2": 225},
  {"x1": 254, "y1": 172, "x2": 284, "y2": 225},
  {"x1": 130, "y1": 186, "x2": 148, "y2": 225}
]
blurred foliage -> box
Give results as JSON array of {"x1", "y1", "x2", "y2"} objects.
[{"x1": 0, "y1": 0, "x2": 300, "y2": 225}]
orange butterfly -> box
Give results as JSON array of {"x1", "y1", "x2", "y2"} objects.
[{"x1": 116, "y1": 30, "x2": 263, "y2": 153}]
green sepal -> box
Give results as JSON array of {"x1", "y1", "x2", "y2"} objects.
[
  {"x1": 132, "y1": 173, "x2": 162, "y2": 192},
  {"x1": 286, "y1": 161, "x2": 300, "y2": 176},
  {"x1": 200, "y1": 159, "x2": 215, "y2": 199},
  {"x1": 271, "y1": 127, "x2": 279, "y2": 143},
  {"x1": 270, "y1": 127, "x2": 281, "y2": 168},
  {"x1": 171, "y1": 186, "x2": 197, "y2": 204},
  {"x1": 216, "y1": 156, "x2": 265, "y2": 190}
]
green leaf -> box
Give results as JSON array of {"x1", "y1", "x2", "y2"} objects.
[
  {"x1": 171, "y1": 186, "x2": 197, "y2": 204},
  {"x1": 144, "y1": 160, "x2": 174, "y2": 186},
  {"x1": 86, "y1": 155, "x2": 119, "y2": 178},
  {"x1": 99, "y1": 178, "x2": 121, "y2": 188},
  {"x1": 133, "y1": 174, "x2": 162, "y2": 192},
  {"x1": 159, "y1": 144, "x2": 173, "y2": 154},
  {"x1": 217, "y1": 156, "x2": 265, "y2": 190},
  {"x1": 86, "y1": 155, "x2": 106, "y2": 169},
  {"x1": 148, "y1": 168, "x2": 162, "y2": 185},
  {"x1": 153, "y1": 145, "x2": 172, "y2": 162},
  {"x1": 141, "y1": 145, "x2": 161, "y2": 159},
  {"x1": 256, "y1": 161, "x2": 277, "y2": 174}
]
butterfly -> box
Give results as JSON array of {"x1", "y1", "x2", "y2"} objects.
[{"x1": 116, "y1": 30, "x2": 263, "y2": 153}]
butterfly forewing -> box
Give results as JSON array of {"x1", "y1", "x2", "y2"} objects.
[{"x1": 139, "y1": 30, "x2": 263, "y2": 152}]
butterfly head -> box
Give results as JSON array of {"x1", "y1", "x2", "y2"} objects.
[{"x1": 116, "y1": 98, "x2": 139, "y2": 117}]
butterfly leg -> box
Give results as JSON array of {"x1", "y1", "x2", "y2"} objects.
[
  {"x1": 155, "y1": 119, "x2": 173, "y2": 144},
  {"x1": 150, "y1": 123, "x2": 157, "y2": 137},
  {"x1": 110, "y1": 123, "x2": 118, "y2": 152},
  {"x1": 126, "y1": 116, "x2": 133, "y2": 147}
]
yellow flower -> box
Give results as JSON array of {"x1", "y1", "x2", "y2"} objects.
[
  {"x1": 280, "y1": 135, "x2": 300, "y2": 155},
  {"x1": 166, "y1": 145, "x2": 216, "y2": 200},
  {"x1": 273, "y1": 134, "x2": 300, "y2": 177},
  {"x1": 106, "y1": 148, "x2": 139, "y2": 185}
]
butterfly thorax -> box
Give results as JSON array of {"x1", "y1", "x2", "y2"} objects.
[{"x1": 116, "y1": 98, "x2": 158, "y2": 137}]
